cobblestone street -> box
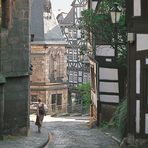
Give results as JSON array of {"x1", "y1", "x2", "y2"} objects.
[{"x1": 35, "y1": 115, "x2": 120, "y2": 148}]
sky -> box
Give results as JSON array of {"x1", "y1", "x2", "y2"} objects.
[{"x1": 51, "y1": 0, "x2": 74, "y2": 16}]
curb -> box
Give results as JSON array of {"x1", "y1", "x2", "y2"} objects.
[
  {"x1": 37, "y1": 133, "x2": 51, "y2": 148},
  {"x1": 104, "y1": 132, "x2": 121, "y2": 145},
  {"x1": 37, "y1": 133, "x2": 52, "y2": 148}
]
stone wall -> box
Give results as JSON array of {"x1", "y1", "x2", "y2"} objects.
[
  {"x1": 30, "y1": 44, "x2": 67, "y2": 83},
  {"x1": 30, "y1": 43, "x2": 68, "y2": 114},
  {"x1": 30, "y1": 45, "x2": 46, "y2": 82},
  {"x1": 1, "y1": 0, "x2": 30, "y2": 136}
]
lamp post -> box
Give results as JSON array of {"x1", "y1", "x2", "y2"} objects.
[{"x1": 110, "y1": 3, "x2": 122, "y2": 58}]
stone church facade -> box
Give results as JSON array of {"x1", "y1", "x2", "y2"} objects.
[{"x1": 30, "y1": 0, "x2": 68, "y2": 114}]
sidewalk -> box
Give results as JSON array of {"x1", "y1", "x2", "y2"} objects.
[{"x1": 0, "y1": 118, "x2": 49, "y2": 148}]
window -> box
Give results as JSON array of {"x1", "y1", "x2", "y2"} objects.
[
  {"x1": 69, "y1": 53, "x2": 73, "y2": 61},
  {"x1": 51, "y1": 94, "x2": 62, "y2": 110},
  {"x1": 83, "y1": 73, "x2": 88, "y2": 83},
  {"x1": 73, "y1": 53, "x2": 77, "y2": 61},
  {"x1": 133, "y1": 0, "x2": 141, "y2": 16},
  {"x1": 74, "y1": 72, "x2": 78, "y2": 83}
]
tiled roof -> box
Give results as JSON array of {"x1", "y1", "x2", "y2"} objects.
[
  {"x1": 30, "y1": 0, "x2": 44, "y2": 41},
  {"x1": 59, "y1": 7, "x2": 75, "y2": 25},
  {"x1": 44, "y1": 13, "x2": 65, "y2": 41}
]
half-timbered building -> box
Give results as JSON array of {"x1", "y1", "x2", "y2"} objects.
[
  {"x1": 126, "y1": 0, "x2": 148, "y2": 146},
  {"x1": 57, "y1": 0, "x2": 90, "y2": 113},
  {"x1": 88, "y1": 0, "x2": 125, "y2": 125}
]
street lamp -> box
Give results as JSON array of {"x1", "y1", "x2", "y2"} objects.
[
  {"x1": 110, "y1": 3, "x2": 122, "y2": 57},
  {"x1": 110, "y1": 3, "x2": 122, "y2": 24}
]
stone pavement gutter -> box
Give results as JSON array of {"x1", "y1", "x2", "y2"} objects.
[
  {"x1": 101, "y1": 127, "x2": 122, "y2": 145},
  {"x1": 0, "y1": 121, "x2": 50, "y2": 148}
]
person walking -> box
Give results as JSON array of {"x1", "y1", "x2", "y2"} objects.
[{"x1": 35, "y1": 99, "x2": 46, "y2": 133}]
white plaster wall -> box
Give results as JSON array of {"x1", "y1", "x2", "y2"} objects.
[
  {"x1": 137, "y1": 34, "x2": 148, "y2": 51},
  {"x1": 105, "y1": 58, "x2": 112, "y2": 62},
  {"x1": 92, "y1": 1, "x2": 97, "y2": 10},
  {"x1": 100, "y1": 95, "x2": 119, "y2": 103},
  {"x1": 146, "y1": 58, "x2": 148, "y2": 64},
  {"x1": 134, "y1": 0, "x2": 141, "y2": 16},
  {"x1": 145, "y1": 114, "x2": 148, "y2": 134},
  {"x1": 77, "y1": 30, "x2": 81, "y2": 38},
  {"x1": 136, "y1": 60, "x2": 140, "y2": 94},
  {"x1": 136, "y1": 100, "x2": 140, "y2": 133},
  {"x1": 96, "y1": 45, "x2": 114, "y2": 57},
  {"x1": 99, "y1": 82, "x2": 119, "y2": 93},
  {"x1": 99, "y1": 68, "x2": 118, "y2": 80}
]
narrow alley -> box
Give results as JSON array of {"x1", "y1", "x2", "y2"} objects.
[
  {"x1": 33, "y1": 115, "x2": 119, "y2": 148},
  {"x1": 1, "y1": 0, "x2": 148, "y2": 147}
]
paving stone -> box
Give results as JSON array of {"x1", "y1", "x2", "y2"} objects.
[
  {"x1": 0, "y1": 120, "x2": 49, "y2": 148},
  {"x1": 45, "y1": 116, "x2": 119, "y2": 148},
  {"x1": 0, "y1": 115, "x2": 120, "y2": 148}
]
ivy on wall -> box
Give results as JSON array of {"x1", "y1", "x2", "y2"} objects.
[{"x1": 77, "y1": 83, "x2": 91, "y2": 111}]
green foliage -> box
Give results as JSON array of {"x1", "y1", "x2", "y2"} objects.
[
  {"x1": 81, "y1": 0, "x2": 127, "y2": 68},
  {"x1": 80, "y1": 44, "x2": 87, "y2": 55},
  {"x1": 110, "y1": 98, "x2": 127, "y2": 137},
  {"x1": 77, "y1": 83, "x2": 91, "y2": 110},
  {"x1": 100, "y1": 121, "x2": 109, "y2": 128}
]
